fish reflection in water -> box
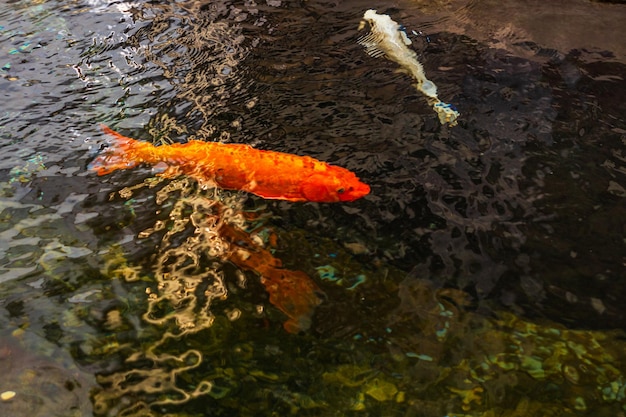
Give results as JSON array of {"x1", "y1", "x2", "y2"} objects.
[
  {"x1": 99, "y1": 176, "x2": 324, "y2": 336},
  {"x1": 91, "y1": 174, "x2": 326, "y2": 413}
]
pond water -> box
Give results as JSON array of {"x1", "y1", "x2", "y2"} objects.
[{"x1": 1, "y1": 0, "x2": 625, "y2": 416}]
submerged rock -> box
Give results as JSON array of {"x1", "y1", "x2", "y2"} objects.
[{"x1": 0, "y1": 330, "x2": 94, "y2": 417}]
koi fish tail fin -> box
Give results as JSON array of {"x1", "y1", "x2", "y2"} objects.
[{"x1": 90, "y1": 124, "x2": 151, "y2": 176}]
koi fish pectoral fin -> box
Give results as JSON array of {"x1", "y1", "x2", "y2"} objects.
[{"x1": 242, "y1": 179, "x2": 258, "y2": 191}]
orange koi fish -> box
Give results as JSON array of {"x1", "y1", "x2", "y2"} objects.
[{"x1": 91, "y1": 125, "x2": 370, "y2": 203}]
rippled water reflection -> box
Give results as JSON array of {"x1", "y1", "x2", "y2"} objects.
[{"x1": 1, "y1": 0, "x2": 625, "y2": 416}]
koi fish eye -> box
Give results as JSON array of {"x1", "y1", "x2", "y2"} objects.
[{"x1": 337, "y1": 188, "x2": 345, "y2": 194}]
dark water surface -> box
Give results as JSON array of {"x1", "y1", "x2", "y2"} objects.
[{"x1": 1, "y1": 0, "x2": 625, "y2": 416}]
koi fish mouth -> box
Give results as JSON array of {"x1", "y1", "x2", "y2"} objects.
[{"x1": 338, "y1": 182, "x2": 371, "y2": 202}]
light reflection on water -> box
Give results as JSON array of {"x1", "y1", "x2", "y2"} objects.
[{"x1": 1, "y1": 0, "x2": 625, "y2": 416}]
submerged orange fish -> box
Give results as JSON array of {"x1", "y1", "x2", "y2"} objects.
[
  {"x1": 91, "y1": 125, "x2": 370, "y2": 203},
  {"x1": 218, "y1": 217, "x2": 323, "y2": 333}
]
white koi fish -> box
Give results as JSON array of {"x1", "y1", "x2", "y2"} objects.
[{"x1": 358, "y1": 9, "x2": 460, "y2": 127}]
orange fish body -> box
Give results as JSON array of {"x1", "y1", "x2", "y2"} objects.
[{"x1": 92, "y1": 125, "x2": 370, "y2": 203}]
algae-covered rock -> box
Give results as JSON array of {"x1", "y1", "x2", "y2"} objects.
[
  {"x1": 322, "y1": 364, "x2": 376, "y2": 388},
  {"x1": 364, "y1": 378, "x2": 398, "y2": 402}
]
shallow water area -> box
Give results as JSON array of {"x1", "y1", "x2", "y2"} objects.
[{"x1": 1, "y1": 0, "x2": 626, "y2": 416}]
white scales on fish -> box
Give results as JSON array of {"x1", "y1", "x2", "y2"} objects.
[{"x1": 358, "y1": 9, "x2": 460, "y2": 127}]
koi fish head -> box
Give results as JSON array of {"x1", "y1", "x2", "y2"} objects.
[
  {"x1": 358, "y1": 10, "x2": 407, "y2": 50},
  {"x1": 300, "y1": 170, "x2": 370, "y2": 203}
]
